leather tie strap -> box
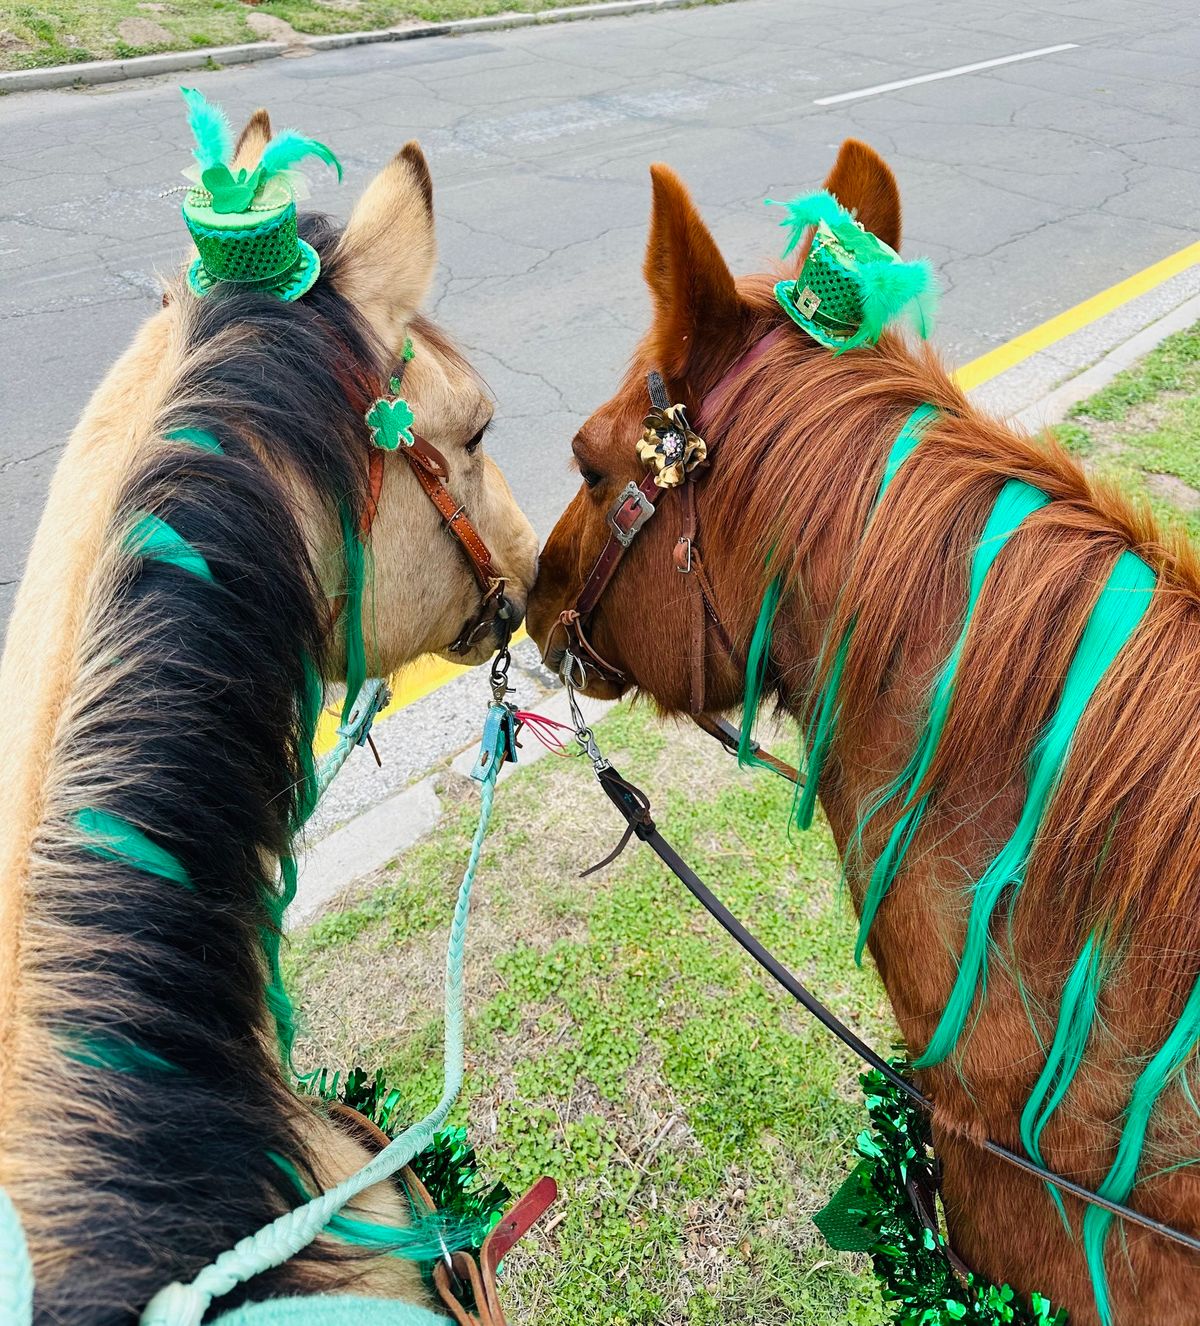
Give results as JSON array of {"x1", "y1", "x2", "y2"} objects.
[{"x1": 329, "y1": 1104, "x2": 558, "y2": 1326}]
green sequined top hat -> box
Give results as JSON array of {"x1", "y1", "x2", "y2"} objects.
[
  {"x1": 179, "y1": 88, "x2": 342, "y2": 302},
  {"x1": 769, "y1": 190, "x2": 939, "y2": 353}
]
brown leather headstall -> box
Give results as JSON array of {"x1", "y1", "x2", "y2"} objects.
[
  {"x1": 557, "y1": 350, "x2": 766, "y2": 714},
  {"x1": 330, "y1": 1103, "x2": 558, "y2": 1326},
  {"x1": 360, "y1": 359, "x2": 510, "y2": 658}
]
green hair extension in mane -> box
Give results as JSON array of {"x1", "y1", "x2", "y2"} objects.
[
  {"x1": 1020, "y1": 929, "x2": 1107, "y2": 1231},
  {"x1": 339, "y1": 504, "x2": 368, "y2": 727},
  {"x1": 738, "y1": 574, "x2": 784, "y2": 769},
  {"x1": 1083, "y1": 971, "x2": 1200, "y2": 1325},
  {"x1": 792, "y1": 403, "x2": 938, "y2": 830},
  {"x1": 850, "y1": 479, "x2": 1049, "y2": 962},
  {"x1": 916, "y1": 550, "x2": 1155, "y2": 1070}
]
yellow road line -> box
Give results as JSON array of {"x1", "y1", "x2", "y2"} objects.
[
  {"x1": 956, "y1": 240, "x2": 1200, "y2": 391},
  {"x1": 317, "y1": 237, "x2": 1200, "y2": 752}
]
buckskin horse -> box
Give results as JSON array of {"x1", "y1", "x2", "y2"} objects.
[
  {"x1": 0, "y1": 105, "x2": 536, "y2": 1324},
  {"x1": 527, "y1": 140, "x2": 1200, "y2": 1325}
]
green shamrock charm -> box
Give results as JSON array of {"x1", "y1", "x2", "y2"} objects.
[
  {"x1": 366, "y1": 396, "x2": 416, "y2": 451},
  {"x1": 200, "y1": 164, "x2": 265, "y2": 214}
]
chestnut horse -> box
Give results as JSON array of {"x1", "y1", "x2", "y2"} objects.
[
  {"x1": 0, "y1": 108, "x2": 536, "y2": 1324},
  {"x1": 528, "y1": 140, "x2": 1200, "y2": 1325}
]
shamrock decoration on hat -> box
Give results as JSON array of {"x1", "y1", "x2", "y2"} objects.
[
  {"x1": 768, "y1": 190, "x2": 939, "y2": 353},
  {"x1": 635, "y1": 402, "x2": 707, "y2": 488},
  {"x1": 179, "y1": 88, "x2": 342, "y2": 302}
]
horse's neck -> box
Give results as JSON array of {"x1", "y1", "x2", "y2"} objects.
[{"x1": 0, "y1": 315, "x2": 344, "y2": 1320}]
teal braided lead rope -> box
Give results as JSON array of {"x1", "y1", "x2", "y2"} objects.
[
  {"x1": 315, "y1": 678, "x2": 390, "y2": 800},
  {"x1": 140, "y1": 714, "x2": 505, "y2": 1326},
  {"x1": 0, "y1": 1189, "x2": 33, "y2": 1326}
]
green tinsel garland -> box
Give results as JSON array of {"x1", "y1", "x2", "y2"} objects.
[
  {"x1": 815, "y1": 1062, "x2": 1068, "y2": 1326},
  {"x1": 296, "y1": 1064, "x2": 510, "y2": 1252}
]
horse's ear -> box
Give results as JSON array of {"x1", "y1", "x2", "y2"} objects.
[
  {"x1": 232, "y1": 109, "x2": 272, "y2": 172},
  {"x1": 643, "y1": 163, "x2": 743, "y2": 382},
  {"x1": 821, "y1": 138, "x2": 902, "y2": 251},
  {"x1": 333, "y1": 141, "x2": 436, "y2": 351}
]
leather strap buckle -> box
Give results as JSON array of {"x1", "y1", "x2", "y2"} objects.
[
  {"x1": 675, "y1": 536, "x2": 693, "y2": 574},
  {"x1": 609, "y1": 480, "x2": 655, "y2": 547}
]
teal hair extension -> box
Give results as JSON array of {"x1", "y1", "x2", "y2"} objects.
[
  {"x1": 339, "y1": 503, "x2": 367, "y2": 727},
  {"x1": 75, "y1": 808, "x2": 193, "y2": 890},
  {"x1": 1020, "y1": 931, "x2": 1106, "y2": 1231},
  {"x1": 165, "y1": 426, "x2": 224, "y2": 453},
  {"x1": 261, "y1": 858, "x2": 299, "y2": 1066},
  {"x1": 916, "y1": 550, "x2": 1156, "y2": 1070},
  {"x1": 738, "y1": 574, "x2": 784, "y2": 769},
  {"x1": 124, "y1": 513, "x2": 213, "y2": 582},
  {"x1": 269, "y1": 1153, "x2": 485, "y2": 1261},
  {"x1": 63, "y1": 1031, "x2": 180, "y2": 1076},
  {"x1": 793, "y1": 403, "x2": 938, "y2": 830},
  {"x1": 1082, "y1": 971, "x2": 1200, "y2": 1325},
  {"x1": 851, "y1": 480, "x2": 1050, "y2": 962},
  {"x1": 262, "y1": 657, "x2": 324, "y2": 1066},
  {"x1": 261, "y1": 510, "x2": 364, "y2": 1062}
]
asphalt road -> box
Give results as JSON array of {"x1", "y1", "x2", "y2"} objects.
[{"x1": 2, "y1": 0, "x2": 1198, "y2": 627}]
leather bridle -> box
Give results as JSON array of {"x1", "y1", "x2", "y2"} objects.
[
  {"x1": 556, "y1": 328, "x2": 797, "y2": 763},
  {"x1": 359, "y1": 354, "x2": 510, "y2": 657}
]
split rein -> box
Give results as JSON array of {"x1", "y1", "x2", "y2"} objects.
[{"x1": 552, "y1": 343, "x2": 1200, "y2": 1266}]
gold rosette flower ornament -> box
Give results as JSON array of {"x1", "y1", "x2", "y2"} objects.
[{"x1": 635, "y1": 403, "x2": 707, "y2": 488}]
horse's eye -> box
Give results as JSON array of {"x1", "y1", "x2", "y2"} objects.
[
  {"x1": 465, "y1": 425, "x2": 488, "y2": 456},
  {"x1": 581, "y1": 468, "x2": 603, "y2": 490}
]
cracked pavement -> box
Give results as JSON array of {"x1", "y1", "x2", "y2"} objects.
[{"x1": 1, "y1": 0, "x2": 1199, "y2": 629}]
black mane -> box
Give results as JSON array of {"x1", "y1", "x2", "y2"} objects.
[{"x1": 26, "y1": 215, "x2": 386, "y2": 1322}]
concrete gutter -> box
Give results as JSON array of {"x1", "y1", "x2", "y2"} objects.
[{"x1": 0, "y1": 0, "x2": 704, "y2": 95}]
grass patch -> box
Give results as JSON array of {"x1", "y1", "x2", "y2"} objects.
[
  {"x1": 0, "y1": 0, "x2": 694, "y2": 70},
  {"x1": 289, "y1": 712, "x2": 888, "y2": 1324},
  {"x1": 1054, "y1": 319, "x2": 1200, "y2": 539}
]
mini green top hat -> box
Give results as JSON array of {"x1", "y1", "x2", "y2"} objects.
[
  {"x1": 769, "y1": 191, "x2": 938, "y2": 353},
  {"x1": 179, "y1": 88, "x2": 342, "y2": 302}
]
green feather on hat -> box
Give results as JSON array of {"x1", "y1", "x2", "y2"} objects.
[
  {"x1": 768, "y1": 190, "x2": 939, "y2": 352},
  {"x1": 179, "y1": 88, "x2": 342, "y2": 302}
]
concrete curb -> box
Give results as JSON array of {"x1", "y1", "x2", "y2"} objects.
[
  {"x1": 0, "y1": 0, "x2": 703, "y2": 95},
  {"x1": 1013, "y1": 290, "x2": 1200, "y2": 432},
  {"x1": 0, "y1": 42, "x2": 285, "y2": 94}
]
